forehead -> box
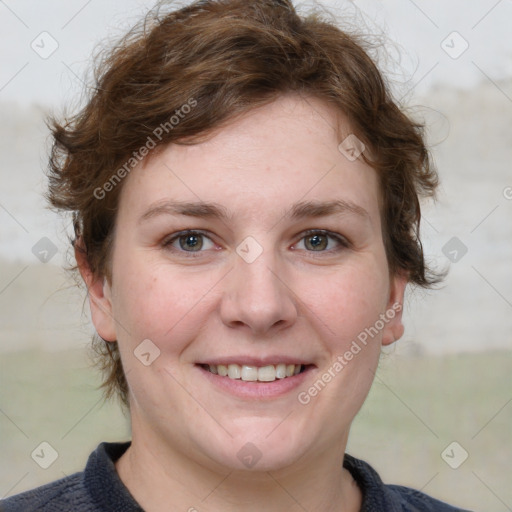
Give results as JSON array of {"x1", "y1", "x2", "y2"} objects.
[{"x1": 119, "y1": 94, "x2": 381, "y2": 226}]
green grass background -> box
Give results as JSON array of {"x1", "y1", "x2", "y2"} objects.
[{"x1": 1, "y1": 349, "x2": 511, "y2": 511}]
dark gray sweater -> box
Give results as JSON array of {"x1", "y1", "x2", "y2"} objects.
[{"x1": 1, "y1": 442, "x2": 473, "y2": 511}]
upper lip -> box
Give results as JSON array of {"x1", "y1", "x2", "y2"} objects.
[{"x1": 197, "y1": 356, "x2": 315, "y2": 366}]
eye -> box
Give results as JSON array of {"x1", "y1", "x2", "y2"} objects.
[
  {"x1": 294, "y1": 230, "x2": 349, "y2": 252},
  {"x1": 163, "y1": 230, "x2": 216, "y2": 253}
]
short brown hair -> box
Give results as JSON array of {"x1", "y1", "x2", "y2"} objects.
[{"x1": 47, "y1": 0, "x2": 440, "y2": 407}]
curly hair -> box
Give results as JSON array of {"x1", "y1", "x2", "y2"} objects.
[{"x1": 47, "y1": 0, "x2": 441, "y2": 408}]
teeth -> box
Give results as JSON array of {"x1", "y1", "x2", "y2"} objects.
[
  {"x1": 275, "y1": 363, "x2": 287, "y2": 379},
  {"x1": 228, "y1": 364, "x2": 241, "y2": 379},
  {"x1": 205, "y1": 363, "x2": 304, "y2": 382},
  {"x1": 258, "y1": 365, "x2": 276, "y2": 382},
  {"x1": 241, "y1": 365, "x2": 258, "y2": 381}
]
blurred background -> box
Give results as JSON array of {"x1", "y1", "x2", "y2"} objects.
[{"x1": 0, "y1": 1, "x2": 511, "y2": 510}]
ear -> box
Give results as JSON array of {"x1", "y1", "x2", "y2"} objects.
[
  {"x1": 381, "y1": 273, "x2": 407, "y2": 346},
  {"x1": 75, "y1": 242, "x2": 117, "y2": 342}
]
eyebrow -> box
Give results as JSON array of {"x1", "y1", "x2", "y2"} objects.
[
  {"x1": 138, "y1": 199, "x2": 370, "y2": 224},
  {"x1": 287, "y1": 199, "x2": 370, "y2": 221},
  {"x1": 138, "y1": 200, "x2": 231, "y2": 224}
]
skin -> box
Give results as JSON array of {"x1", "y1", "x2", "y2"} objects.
[{"x1": 79, "y1": 93, "x2": 407, "y2": 512}]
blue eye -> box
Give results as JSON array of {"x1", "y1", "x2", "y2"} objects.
[
  {"x1": 296, "y1": 230, "x2": 348, "y2": 252},
  {"x1": 162, "y1": 229, "x2": 348, "y2": 256},
  {"x1": 164, "y1": 231, "x2": 215, "y2": 252}
]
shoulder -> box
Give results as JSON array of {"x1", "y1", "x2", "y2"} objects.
[
  {"x1": 385, "y1": 484, "x2": 473, "y2": 511},
  {"x1": 1, "y1": 442, "x2": 138, "y2": 512},
  {"x1": 344, "y1": 454, "x2": 474, "y2": 512},
  {"x1": 0, "y1": 472, "x2": 91, "y2": 512}
]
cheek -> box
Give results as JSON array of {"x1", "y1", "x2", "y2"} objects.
[
  {"x1": 110, "y1": 256, "x2": 216, "y2": 346},
  {"x1": 303, "y1": 262, "x2": 390, "y2": 351}
]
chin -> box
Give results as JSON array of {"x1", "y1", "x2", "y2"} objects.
[{"x1": 200, "y1": 428, "x2": 310, "y2": 473}]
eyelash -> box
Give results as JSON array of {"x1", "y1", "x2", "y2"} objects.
[
  {"x1": 296, "y1": 229, "x2": 350, "y2": 252},
  {"x1": 161, "y1": 229, "x2": 350, "y2": 256}
]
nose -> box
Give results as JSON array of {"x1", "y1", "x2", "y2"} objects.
[{"x1": 219, "y1": 247, "x2": 298, "y2": 336}]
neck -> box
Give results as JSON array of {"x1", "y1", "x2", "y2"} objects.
[{"x1": 115, "y1": 428, "x2": 362, "y2": 512}]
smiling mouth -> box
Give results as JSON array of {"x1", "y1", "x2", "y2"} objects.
[{"x1": 199, "y1": 363, "x2": 311, "y2": 382}]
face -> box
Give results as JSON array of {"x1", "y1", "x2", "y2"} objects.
[{"x1": 84, "y1": 94, "x2": 406, "y2": 473}]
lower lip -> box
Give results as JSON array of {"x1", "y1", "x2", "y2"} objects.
[{"x1": 196, "y1": 365, "x2": 315, "y2": 399}]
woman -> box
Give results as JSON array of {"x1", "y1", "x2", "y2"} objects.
[{"x1": 2, "y1": 0, "x2": 473, "y2": 510}]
